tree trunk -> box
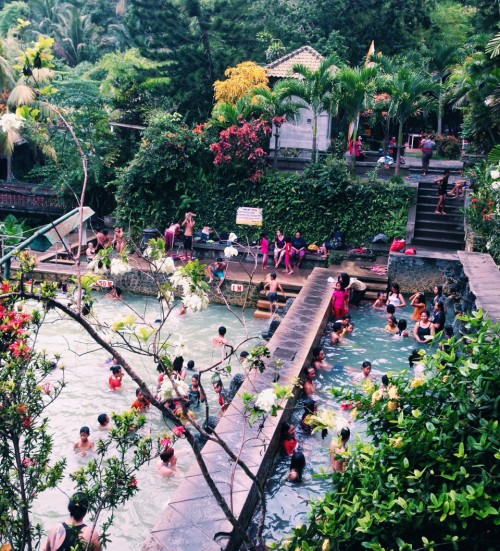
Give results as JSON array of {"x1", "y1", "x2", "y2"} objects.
[
  {"x1": 437, "y1": 77, "x2": 443, "y2": 135},
  {"x1": 13, "y1": 435, "x2": 32, "y2": 551},
  {"x1": 312, "y1": 115, "x2": 317, "y2": 163},
  {"x1": 351, "y1": 120, "x2": 358, "y2": 172},
  {"x1": 6, "y1": 154, "x2": 12, "y2": 182},
  {"x1": 395, "y1": 122, "x2": 403, "y2": 176},
  {"x1": 273, "y1": 127, "x2": 279, "y2": 170}
]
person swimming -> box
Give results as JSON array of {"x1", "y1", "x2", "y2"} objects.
[
  {"x1": 289, "y1": 451, "x2": 306, "y2": 482},
  {"x1": 73, "y1": 427, "x2": 95, "y2": 456}
]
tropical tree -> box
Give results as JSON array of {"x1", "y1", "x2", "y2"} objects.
[
  {"x1": 214, "y1": 61, "x2": 269, "y2": 106},
  {"x1": 282, "y1": 57, "x2": 338, "y2": 162},
  {"x1": 249, "y1": 81, "x2": 302, "y2": 169},
  {"x1": 51, "y1": 5, "x2": 92, "y2": 66},
  {"x1": 427, "y1": 43, "x2": 462, "y2": 134},
  {"x1": 379, "y1": 69, "x2": 437, "y2": 174},
  {"x1": 209, "y1": 97, "x2": 256, "y2": 128},
  {"x1": 333, "y1": 65, "x2": 378, "y2": 171}
]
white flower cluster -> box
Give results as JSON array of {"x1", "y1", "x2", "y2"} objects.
[
  {"x1": 169, "y1": 270, "x2": 209, "y2": 312},
  {"x1": 110, "y1": 258, "x2": 131, "y2": 276},
  {"x1": 169, "y1": 335, "x2": 188, "y2": 359},
  {"x1": 255, "y1": 388, "x2": 277, "y2": 414},
  {"x1": 224, "y1": 245, "x2": 238, "y2": 258},
  {"x1": 87, "y1": 258, "x2": 109, "y2": 275},
  {"x1": 491, "y1": 168, "x2": 500, "y2": 190},
  {"x1": 159, "y1": 377, "x2": 189, "y2": 400},
  {"x1": 0, "y1": 113, "x2": 24, "y2": 133},
  {"x1": 152, "y1": 257, "x2": 175, "y2": 274}
]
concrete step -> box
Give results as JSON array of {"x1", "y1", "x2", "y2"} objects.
[
  {"x1": 414, "y1": 228, "x2": 465, "y2": 239},
  {"x1": 417, "y1": 193, "x2": 465, "y2": 204},
  {"x1": 254, "y1": 310, "x2": 272, "y2": 319},
  {"x1": 416, "y1": 203, "x2": 464, "y2": 214},
  {"x1": 416, "y1": 214, "x2": 464, "y2": 226},
  {"x1": 412, "y1": 237, "x2": 465, "y2": 250}
]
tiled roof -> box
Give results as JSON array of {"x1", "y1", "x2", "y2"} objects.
[{"x1": 266, "y1": 46, "x2": 327, "y2": 78}]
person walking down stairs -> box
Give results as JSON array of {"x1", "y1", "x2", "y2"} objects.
[{"x1": 434, "y1": 171, "x2": 451, "y2": 215}]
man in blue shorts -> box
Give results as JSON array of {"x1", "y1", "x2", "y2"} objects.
[
  {"x1": 208, "y1": 258, "x2": 228, "y2": 294},
  {"x1": 263, "y1": 272, "x2": 286, "y2": 314}
]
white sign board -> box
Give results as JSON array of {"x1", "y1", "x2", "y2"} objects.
[
  {"x1": 236, "y1": 207, "x2": 263, "y2": 226},
  {"x1": 95, "y1": 279, "x2": 114, "y2": 288},
  {"x1": 231, "y1": 284, "x2": 244, "y2": 292}
]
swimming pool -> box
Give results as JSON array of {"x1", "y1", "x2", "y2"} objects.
[
  {"x1": 251, "y1": 298, "x2": 451, "y2": 544},
  {"x1": 31, "y1": 294, "x2": 264, "y2": 551}
]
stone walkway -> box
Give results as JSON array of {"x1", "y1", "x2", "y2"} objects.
[
  {"x1": 142, "y1": 268, "x2": 334, "y2": 551},
  {"x1": 457, "y1": 251, "x2": 500, "y2": 324}
]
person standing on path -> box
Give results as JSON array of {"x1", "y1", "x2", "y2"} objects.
[
  {"x1": 165, "y1": 219, "x2": 181, "y2": 255},
  {"x1": 421, "y1": 134, "x2": 436, "y2": 176},
  {"x1": 182, "y1": 212, "x2": 196, "y2": 261},
  {"x1": 434, "y1": 171, "x2": 451, "y2": 214},
  {"x1": 274, "y1": 229, "x2": 286, "y2": 268}
]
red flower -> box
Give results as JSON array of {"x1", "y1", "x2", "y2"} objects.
[
  {"x1": 173, "y1": 426, "x2": 186, "y2": 437},
  {"x1": 472, "y1": 198, "x2": 478, "y2": 202},
  {"x1": 129, "y1": 478, "x2": 138, "y2": 486},
  {"x1": 22, "y1": 416, "x2": 32, "y2": 428},
  {"x1": 9, "y1": 339, "x2": 32, "y2": 359},
  {"x1": 1, "y1": 282, "x2": 10, "y2": 293},
  {"x1": 161, "y1": 438, "x2": 172, "y2": 448}
]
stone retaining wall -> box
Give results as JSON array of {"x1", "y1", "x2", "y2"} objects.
[
  {"x1": 387, "y1": 250, "x2": 462, "y2": 293},
  {"x1": 142, "y1": 268, "x2": 333, "y2": 551},
  {"x1": 15, "y1": 267, "x2": 262, "y2": 308}
]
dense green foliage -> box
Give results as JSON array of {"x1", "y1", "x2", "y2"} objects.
[
  {"x1": 115, "y1": 111, "x2": 415, "y2": 243},
  {"x1": 283, "y1": 311, "x2": 500, "y2": 550}
]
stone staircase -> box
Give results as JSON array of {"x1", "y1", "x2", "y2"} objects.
[
  {"x1": 254, "y1": 283, "x2": 303, "y2": 319},
  {"x1": 412, "y1": 181, "x2": 466, "y2": 250}
]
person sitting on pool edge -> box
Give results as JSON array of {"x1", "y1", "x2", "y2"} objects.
[
  {"x1": 131, "y1": 388, "x2": 150, "y2": 411},
  {"x1": 302, "y1": 365, "x2": 316, "y2": 397},
  {"x1": 312, "y1": 346, "x2": 331, "y2": 370},
  {"x1": 213, "y1": 378, "x2": 230, "y2": 414},
  {"x1": 157, "y1": 448, "x2": 179, "y2": 477},
  {"x1": 73, "y1": 427, "x2": 95, "y2": 456},
  {"x1": 281, "y1": 421, "x2": 298, "y2": 455},
  {"x1": 212, "y1": 326, "x2": 230, "y2": 347},
  {"x1": 97, "y1": 413, "x2": 111, "y2": 430},
  {"x1": 289, "y1": 451, "x2": 306, "y2": 482},
  {"x1": 44, "y1": 492, "x2": 101, "y2": 551},
  {"x1": 207, "y1": 257, "x2": 228, "y2": 294},
  {"x1": 330, "y1": 427, "x2": 350, "y2": 473}
]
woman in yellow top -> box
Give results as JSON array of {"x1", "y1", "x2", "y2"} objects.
[
  {"x1": 410, "y1": 292, "x2": 426, "y2": 321},
  {"x1": 385, "y1": 316, "x2": 398, "y2": 333}
]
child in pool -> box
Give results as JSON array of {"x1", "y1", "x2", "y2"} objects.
[
  {"x1": 385, "y1": 316, "x2": 398, "y2": 333},
  {"x1": 331, "y1": 321, "x2": 344, "y2": 345},
  {"x1": 393, "y1": 318, "x2": 410, "y2": 338},
  {"x1": 373, "y1": 292, "x2": 385, "y2": 308},
  {"x1": 341, "y1": 322, "x2": 354, "y2": 336},
  {"x1": 74, "y1": 427, "x2": 95, "y2": 457}
]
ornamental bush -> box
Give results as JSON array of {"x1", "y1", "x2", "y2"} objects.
[
  {"x1": 281, "y1": 310, "x2": 500, "y2": 551},
  {"x1": 434, "y1": 134, "x2": 462, "y2": 160}
]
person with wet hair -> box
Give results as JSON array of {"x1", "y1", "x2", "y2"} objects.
[
  {"x1": 386, "y1": 303, "x2": 396, "y2": 318},
  {"x1": 212, "y1": 326, "x2": 229, "y2": 347},
  {"x1": 157, "y1": 448, "x2": 179, "y2": 477},
  {"x1": 289, "y1": 451, "x2": 306, "y2": 482},
  {"x1": 97, "y1": 414, "x2": 110, "y2": 429},
  {"x1": 353, "y1": 361, "x2": 374, "y2": 385},
  {"x1": 213, "y1": 378, "x2": 229, "y2": 414},
  {"x1": 172, "y1": 356, "x2": 187, "y2": 381},
  {"x1": 414, "y1": 309, "x2": 435, "y2": 343},
  {"x1": 73, "y1": 427, "x2": 95, "y2": 456},
  {"x1": 303, "y1": 365, "x2": 316, "y2": 397},
  {"x1": 381, "y1": 374, "x2": 390, "y2": 388},
  {"x1": 409, "y1": 349, "x2": 426, "y2": 378},
  {"x1": 385, "y1": 315, "x2": 398, "y2": 333},
  {"x1": 44, "y1": 492, "x2": 101, "y2": 550},
  {"x1": 281, "y1": 421, "x2": 298, "y2": 455},
  {"x1": 330, "y1": 427, "x2": 350, "y2": 472},
  {"x1": 432, "y1": 300, "x2": 446, "y2": 333},
  {"x1": 109, "y1": 365, "x2": 123, "y2": 389},
  {"x1": 312, "y1": 346, "x2": 331, "y2": 370},
  {"x1": 387, "y1": 283, "x2": 406, "y2": 309},
  {"x1": 131, "y1": 388, "x2": 150, "y2": 411},
  {"x1": 410, "y1": 292, "x2": 426, "y2": 321},
  {"x1": 187, "y1": 374, "x2": 205, "y2": 407},
  {"x1": 394, "y1": 319, "x2": 409, "y2": 338},
  {"x1": 299, "y1": 398, "x2": 318, "y2": 434},
  {"x1": 331, "y1": 321, "x2": 344, "y2": 345}
]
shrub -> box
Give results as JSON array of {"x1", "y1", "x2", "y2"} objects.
[
  {"x1": 434, "y1": 134, "x2": 462, "y2": 159},
  {"x1": 282, "y1": 310, "x2": 500, "y2": 551}
]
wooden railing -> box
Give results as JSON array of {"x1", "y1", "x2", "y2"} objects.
[{"x1": 0, "y1": 182, "x2": 77, "y2": 214}]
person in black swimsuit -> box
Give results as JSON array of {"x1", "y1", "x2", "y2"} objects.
[
  {"x1": 413, "y1": 309, "x2": 435, "y2": 343},
  {"x1": 44, "y1": 492, "x2": 101, "y2": 550},
  {"x1": 434, "y1": 171, "x2": 451, "y2": 215}
]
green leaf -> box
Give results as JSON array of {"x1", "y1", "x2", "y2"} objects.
[{"x1": 426, "y1": 422, "x2": 435, "y2": 432}]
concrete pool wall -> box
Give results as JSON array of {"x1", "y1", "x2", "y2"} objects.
[{"x1": 141, "y1": 268, "x2": 334, "y2": 551}]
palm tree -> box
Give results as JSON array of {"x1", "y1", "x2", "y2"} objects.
[
  {"x1": 281, "y1": 57, "x2": 338, "y2": 162},
  {"x1": 333, "y1": 65, "x2": 378, "y2": 171},
  {"x1": 249, "y1": 81, "x2": 302, "y2": 169},
  {"x1": 427, "y1": 44, "x2": 462, "y2": 134},
  {"x1": 379, "y1": 69, "x2": 438, "y2": 175},
  {"x1": 209, "y1": 97, "x2": 256, "y2": 128},
  {"x1": 29, "y1": 0, "x2": 58, "y2": 32},
  {"x1": 51, "y1": 5, "x2": 92, "y2": 66}
]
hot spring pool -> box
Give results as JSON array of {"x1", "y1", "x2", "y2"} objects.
[
  {"x1": 251, "y1": 299, "x2": 451, "y2": 543},
  {"x1": 31, "y1": 293, "x2": 264, "y2": 551}
]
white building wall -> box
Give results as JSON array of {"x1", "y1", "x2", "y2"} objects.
[{"x1": 271, "y1": 103, "x2": 331, "y2": 152}]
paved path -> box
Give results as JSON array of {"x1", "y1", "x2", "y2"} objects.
[{"x1": 457, "y1": 251, "x2": 500, "y2": 323}]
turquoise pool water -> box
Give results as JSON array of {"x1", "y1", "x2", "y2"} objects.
[
  {"x1": 252, "y1": 299, "x2": 450, "y2": 544},
  {"x1": 31, "y1": 293, "x2": 263, "y2": 551}
]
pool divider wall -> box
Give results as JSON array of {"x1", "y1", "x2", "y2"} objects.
[
  {"x1": 141, "y1": 268, "x2": 334, "y2": 551},
  {"x1": 11, "y1": 267, "x2": 262, "y2": 308}
]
